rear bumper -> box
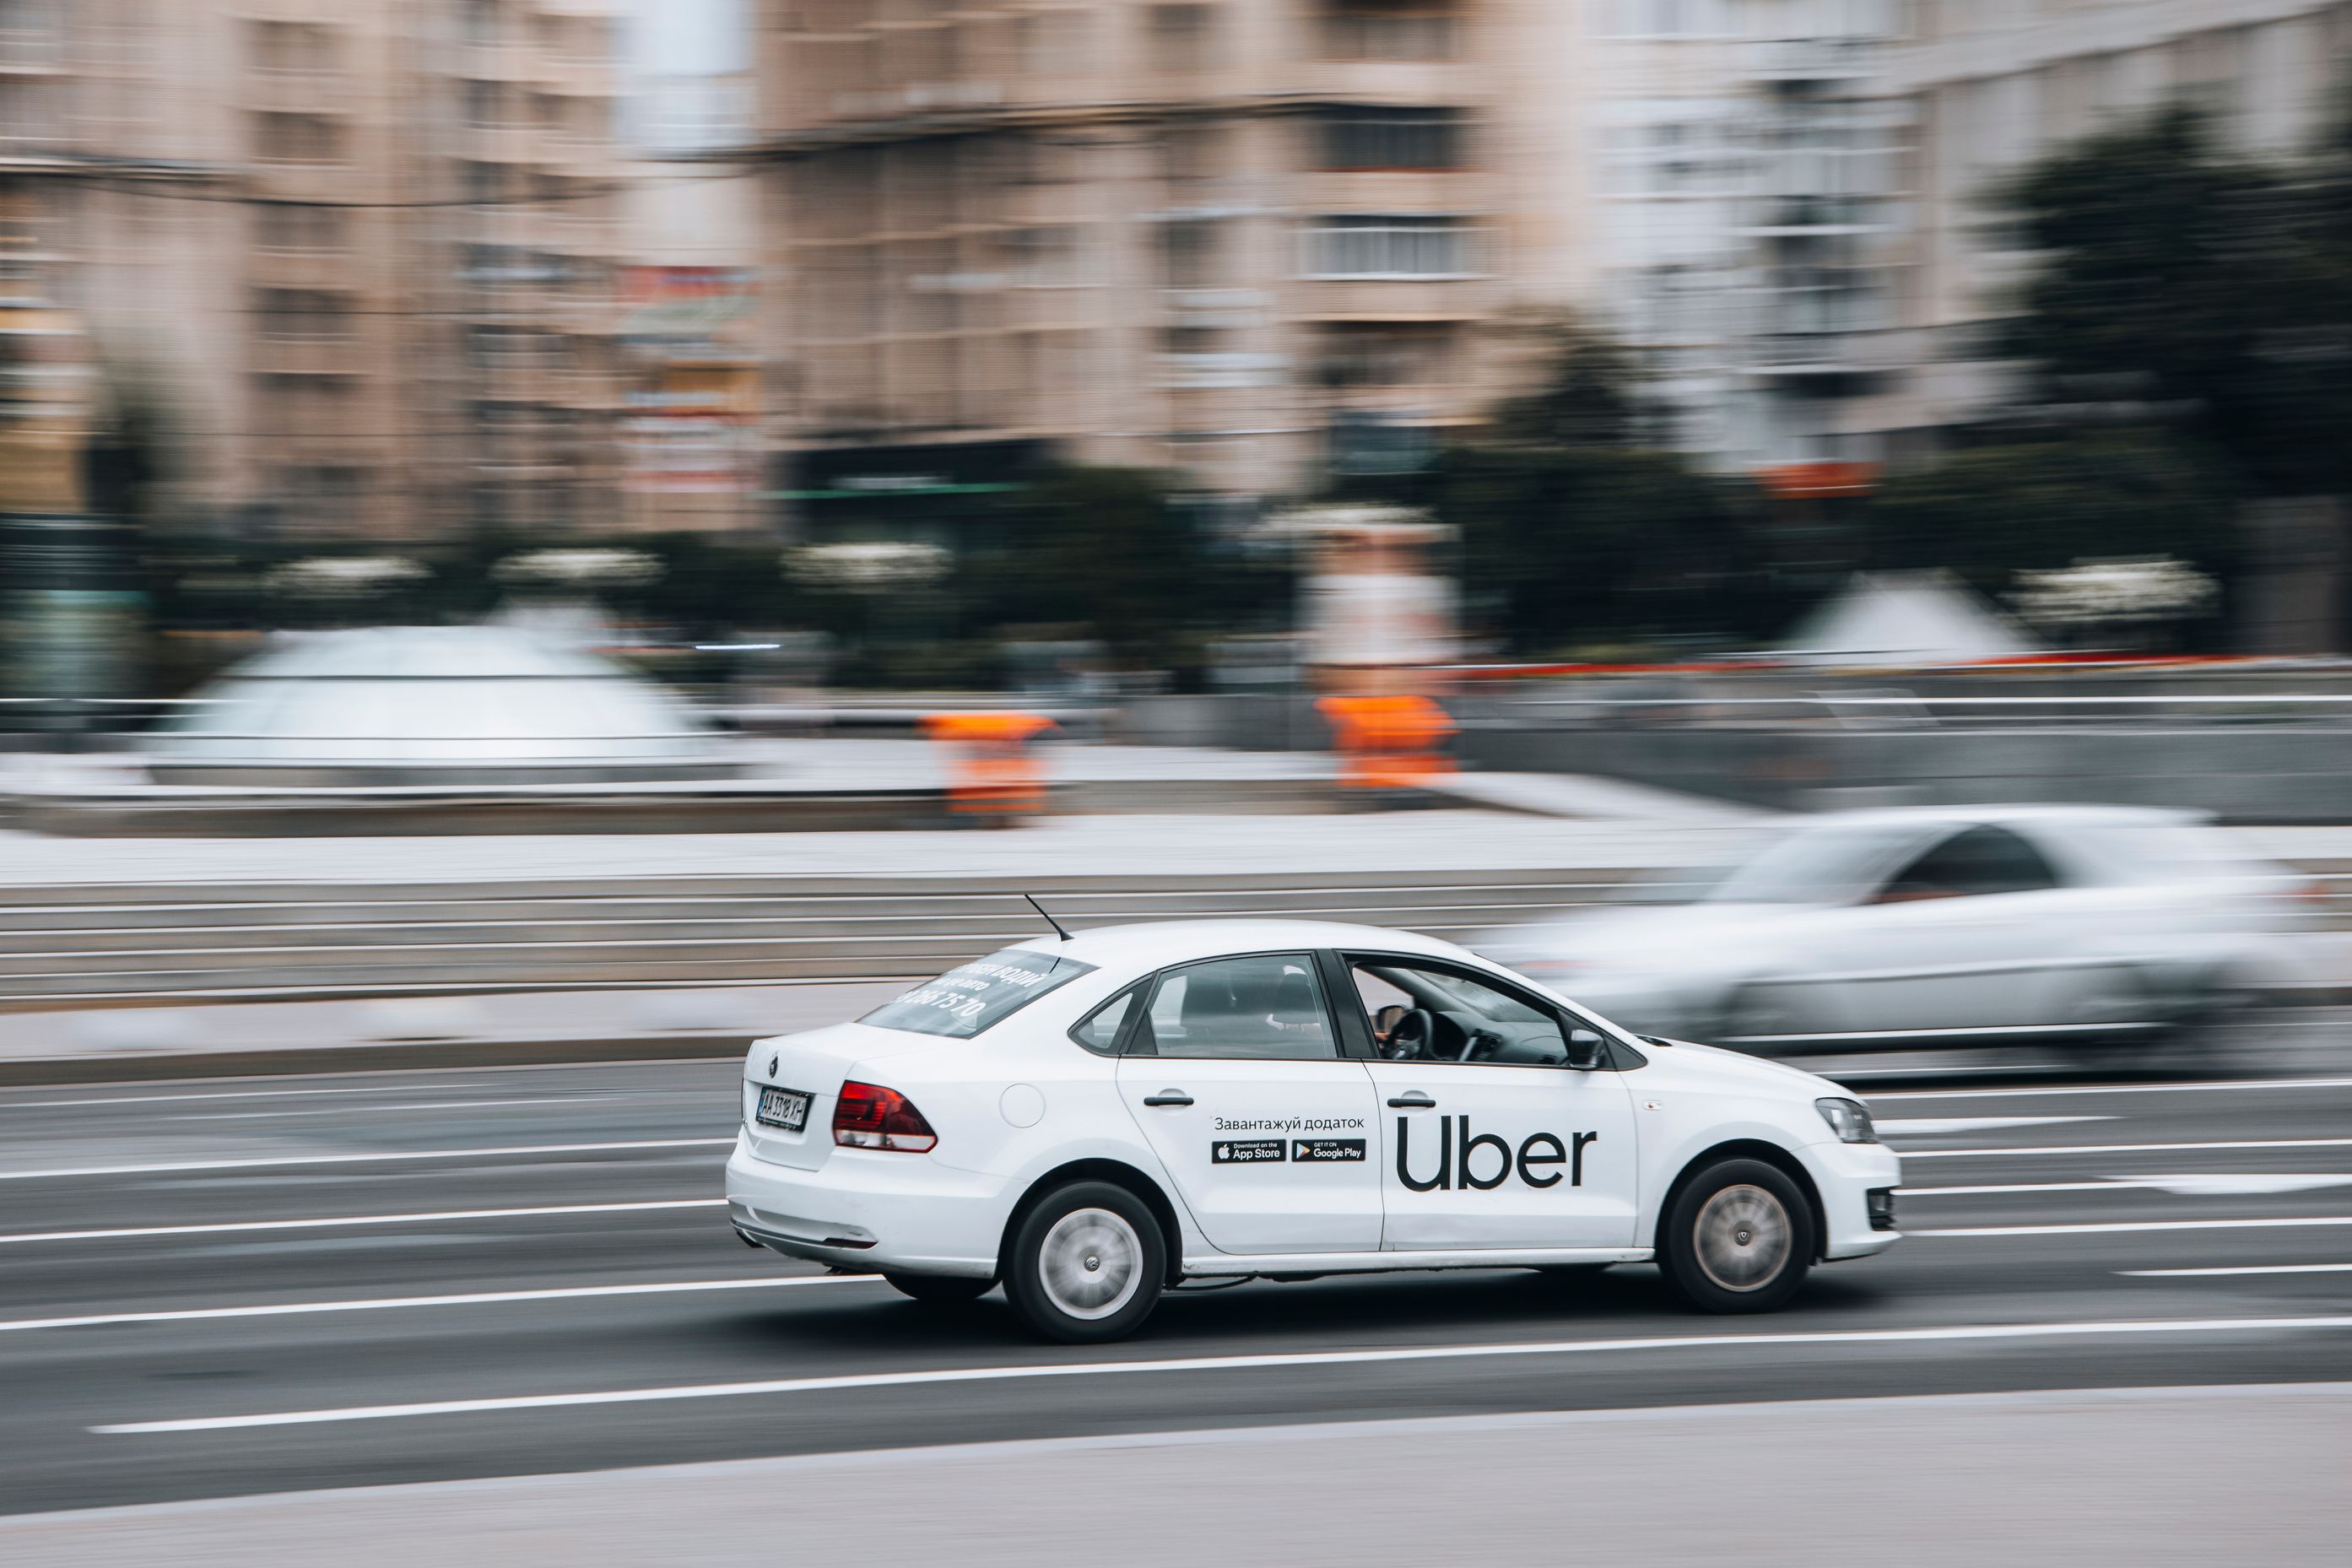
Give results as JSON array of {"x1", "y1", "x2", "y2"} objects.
[
  {"x1": 1800, "y1": 1138, "x2": 1903, "y2": 1261},
  {"x1": 724, "y1": 1129, "x2": 1009, "y2": 1279}
]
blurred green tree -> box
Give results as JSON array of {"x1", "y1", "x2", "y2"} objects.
[
  {"x1": 1995, "y1": 100, "x2": 2352, "y2": 499},
  {"x1": 1414, "y1": 319, "x2": 1785, "y2": 656},
  {"x1": 1861, "y1": 433, "x2": 2242, "y2": 595}
]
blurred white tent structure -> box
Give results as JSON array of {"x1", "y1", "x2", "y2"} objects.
[{"x1": 1779, "y1": 571, "x2": 2040, "y2": 668}]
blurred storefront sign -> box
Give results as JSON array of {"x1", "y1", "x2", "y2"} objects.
[
  {"x1": 769, "y1": 441, "x2": 1046, "y2": 543},
  {"x1": 619, "y1": 268, "x2": 760, "y2": 516}
]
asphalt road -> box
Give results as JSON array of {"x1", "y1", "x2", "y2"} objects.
[{"x1": 3, "y1": 1050, "x2": 2351, "y2": 1524}]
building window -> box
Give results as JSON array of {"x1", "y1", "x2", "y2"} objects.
[
  {"x1": 464, "y1": 78, "x2": 508, "y2": 127},
  {"x1": 249, "y1": 19, "x2": 336, "y2": 73},
  {"x1": 1316, "y1": 105, "x2": 1466, "y2": 170},
  {"x1": 1306, "y1": 214, "x2": 1476, "y2": 278},
  {"x1": 1148, "y1": 3, "x2": 1221, "y2": 72},
  {"x1": 255, "y1": 289, "x2": 350, "y2": 342},
  {"x1": 252, "y1": 111, "x2": 344, "y2": 165},
  {"x1": 1160, "y1": 219, "x2": 1225, "y2": 289},
  {"x1": 257, "y1": 206, "x2": 347, "y2": 253},
  {"x1": 1592, "y1": 0, "x2": 1733, "y2": 39},
  {"x1": 1008, "y1": 225, "x2": 1095, "y2": 288},
  {"x1": 1322, "y1": 2, "x2": 1460, "y2": 61},
  {"x1": 1322, "y1": 323, "x2": 1455, "y2": 387}
]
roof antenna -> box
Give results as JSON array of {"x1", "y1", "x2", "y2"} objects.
[{"x1": 1024, "y1": 893, "x2": 1073, "y2": 943}]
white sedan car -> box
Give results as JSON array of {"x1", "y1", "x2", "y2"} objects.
[
  {"x1": 726, "y1": 919, "x2": 1899, "y2": 1342},
  {"x1": 1479, "y1": 806, "x2": 2316, "y2": 1065}
]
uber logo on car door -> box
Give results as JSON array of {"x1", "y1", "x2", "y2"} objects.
[
  {"x1": 1213, "y1": 1140, "x2": 1287, "y2": 1165},
  {"x1": 1293, "y1": 1138, "x2": 1367, "y2": 1163}
]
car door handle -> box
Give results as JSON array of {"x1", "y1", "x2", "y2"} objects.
[
  {"x1": 1387, "y1": 1091, "x2": 1436, "y2": 1109},
  {"x1": 1142, "y1": 1090, "x2": 1193, "y2": 1107}
]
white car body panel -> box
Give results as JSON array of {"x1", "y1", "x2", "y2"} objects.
[
  {"x1": 724, "y1": 919, "x2": 1900, "y2": 1289},
  {"x1": 1481, "y1": 805, "x2": 2314, "y2": 1053}
]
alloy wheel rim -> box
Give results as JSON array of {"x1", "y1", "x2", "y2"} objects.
[
  {"x1": 1693, "y1": 1183, "x2": 1792, "y2": 1293},
  {"x1": 1038, "y1": 1207, "x2": 1143, "y2": 1321}
]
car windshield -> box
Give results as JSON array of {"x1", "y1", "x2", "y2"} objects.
[
  {"x1": 859, "y1": 948, "x2": 1097, "y2": 1039},
  {"x1": 1697, "y1": 824, "x2": 1924, "y2": 906}
]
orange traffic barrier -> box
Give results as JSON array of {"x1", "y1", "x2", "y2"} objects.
[
  {"x1": 1317, "y1": 695, "x2": 1457, "y2": 793},
  {"x1": 922, "y1": 711, "x2": 1058, "y2": 819}
]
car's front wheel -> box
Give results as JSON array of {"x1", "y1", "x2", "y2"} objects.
[
  {"x1": 1003, "y1": 1181, "x2": 1165, "y2": 1344},
  {"x1": 883, "y1": 1270, "x2": 994, "y2": 1305},
  {"x1": 1660, "y1": 1158, "x2": 1814, "y2": 1313}
]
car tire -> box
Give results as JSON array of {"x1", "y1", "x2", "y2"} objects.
[
  {"x1": 883, "y1": 1271, "x2": 995, "y2": 1305},
  {"x1": 1003, "y1": 1181, "x2": 1165, "y2": 1344},
  {"x1": 1659, "y1": 1158, "x2": 1814, "y2": 1314}
]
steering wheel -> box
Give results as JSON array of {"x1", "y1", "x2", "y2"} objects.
[{"x1": 1382, "y1": 1007, "x2": 1437, "y2": 1061}]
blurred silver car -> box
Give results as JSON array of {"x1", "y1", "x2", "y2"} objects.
[{"x1": 1477, "y1": 806, "x2": 2318, "y2": 1064}]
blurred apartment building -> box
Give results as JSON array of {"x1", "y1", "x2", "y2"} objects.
[
  {"x1": 1587, "y1": 0, "x2": 2352, "y2": 475},
  {"x1": 749, "y1": 1, "x2": 1591, "y2": 533},
  {"x1": 749, "y1": 0, "x2": 2352, "y2": 522},
  {"x1": 3, "y1": 0, "x2": 646, "y2": 541}
]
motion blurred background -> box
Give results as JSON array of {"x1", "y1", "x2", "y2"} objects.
[
  {"x1": 8, "y1": 7, "x2": 2352, "y2": 1562},
  {"x1": 6, "y1": 1, "x2": 2352, "y2": 1038}
]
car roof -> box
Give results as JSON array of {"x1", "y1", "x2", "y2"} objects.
[
  {"x1": 1787, "y1": 803, "x2": 2210, "y2": 834},
  {"x1": 996, "y1": 919, "x2": 1476, "y2": 978}
]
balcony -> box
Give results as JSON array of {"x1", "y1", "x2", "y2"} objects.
[
  {"x1": 1744, "y1": 38, "x2": 1883, "y2": 84},
  {"x1": 249, "y1": 249, "x2": 361, "y2": 291},
  {"x1": 252, "y1": 337, "x2": 363, "y2": 377},
  {"x1": 1738, "y1": 330, "x2": 1891, "y2": 379},
  {"x1": 242, "y1": 69, "x2": 353, "y2": 116}
]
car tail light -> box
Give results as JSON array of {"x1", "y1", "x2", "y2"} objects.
[{"x1": 833, "y1": 1080, "x2": 938, "y2": 1153}]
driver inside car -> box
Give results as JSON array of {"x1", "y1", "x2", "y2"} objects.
[{"x1": 1355, "y1": 960, "x2": 1587, "y2": 1067}]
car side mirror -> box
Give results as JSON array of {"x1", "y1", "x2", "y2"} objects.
[{"x1": 1565, "y1": 1030, "x2": 1608, "y2": 1072}]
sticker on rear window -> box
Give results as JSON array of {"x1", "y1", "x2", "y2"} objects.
[{"x1": 859, "y1": 948, "x2": 1097, "y2": 1039}]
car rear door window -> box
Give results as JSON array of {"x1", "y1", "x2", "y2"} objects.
[
  {"x1": 1133, "y1": 953, "x2": 1338, "y2": 1060},
  {"x1": 1877, "y1": 825, "x2": 2059, "y2": 901}
]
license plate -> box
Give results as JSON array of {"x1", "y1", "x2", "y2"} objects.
[{"x1": 755, "y1": 1085, "x2": 811, "y2": 1133}]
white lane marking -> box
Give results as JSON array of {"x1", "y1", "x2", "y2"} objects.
[
  {"x1": 0, "y1": 1274, "x2": 879, "y2": 1334},
  {"x1": 1902, "y1": 1137, "x2": 2352, "y2": 1160},
  {"x1": 1914, "y1": 1215, "x2": 2352, "y2": 1238},
  {"x1": 1878, "y1": 1116, "x2": 2113, "y2": 1137},
  {"x1": 168, "y1": 1097, "x2": 620, "y2": 1122},
  {"x1": 90, "y1": 1315, "x2": 2352, "y2": 1435},
  {"x1": 0, "y1": 1137, "x2": 733, "y2": 1181},
  {"x1": 2131, "y1": 1174, "x2": 2352, "y2": 1198},
  {"x1": 2123, "y1": 1263, "x2": 2352, "y2": 1278},
  {"x1": 1900, "y1": 1174, "x2": 2352, "y2": 1198},
  {"x1": 1901, "y1": 1181, "x2": 2144, "y2": 1197},
  {"x1": 0, "y1": 1198, "x2": 727, "y2": 1246},
  {"x1": 1868, "y1": 1076, "x2": 2352, "y2": 1103}
]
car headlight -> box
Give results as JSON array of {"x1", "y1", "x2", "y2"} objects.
[{"x1": 1814, "y1": 1096, "x2": 1878, "y2": 1144}]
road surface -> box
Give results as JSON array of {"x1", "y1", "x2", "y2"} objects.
[{"x1": 2, "y1": 1053, "x2": 2349, "y2": 1557}]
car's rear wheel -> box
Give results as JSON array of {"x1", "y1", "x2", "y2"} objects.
[
  {"x1": 883, "y1": 1270, "x2": 994, "y2": 1305},
  {"x1": 1660, "y1": 1158, "x2": 1813, "y2": 1313},
  {"x1": 1003, "y1": 1181, "x2": 1165, "y2": 1344}
]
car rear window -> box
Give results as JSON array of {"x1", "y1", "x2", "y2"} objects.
[{"x1": 860, "y1": 949, "x2": 1098, "y2": 1039}]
